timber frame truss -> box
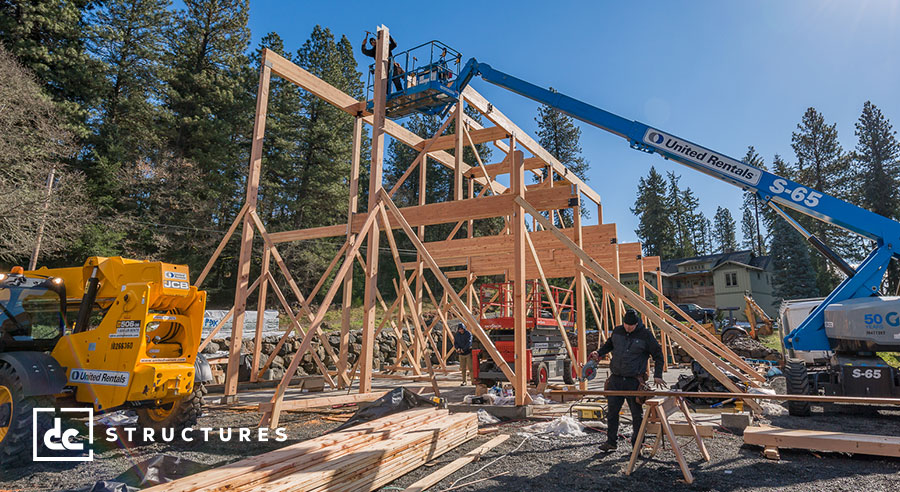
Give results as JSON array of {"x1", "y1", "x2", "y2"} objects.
[{"x1": 197, "y1": 27, "x2": 764, "y2": 427}]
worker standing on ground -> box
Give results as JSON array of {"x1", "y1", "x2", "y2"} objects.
[
  {"x1": 361, "y1": 32, "x2": 404, "y2": 93},
  {"x1": 453, "y1": 324, "x2": 473, "y2": 386},
  {"x1": 591, "y1": 309, "x2": 666, "y2": 452}
]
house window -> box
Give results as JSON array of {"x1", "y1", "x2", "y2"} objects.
[{"x1": 725, "y1": 272, "x2": 738, "y2": 287}]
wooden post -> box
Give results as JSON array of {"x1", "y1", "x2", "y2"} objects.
[
  {"x1": 360, "y1": 26, "x2": 389, "y2": 395},
  {"x1": 510, "y1": 141, "x2": 528, "y2": 406},
  {"x1": 223, "y1": 56, "x2": 271, "y2": 403},
  {"x1": 454, "y1": 99, "x2": 464, "y2": 203},
  {"x1": 339, "y1": 116, "x2": 363, "y2": 387},
  {"x1": 656, "y1": 268, "x2": 669, "y2": 369},
  {"x1": 250, "y1": 246, "x2": 271, "y2": 383},
  {"x1": 573, "y1": 190, "x2": 587, "y2": 391}
]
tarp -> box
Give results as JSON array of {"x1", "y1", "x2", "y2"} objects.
[{"x1": 332, "y1": 387, "x2": 439, "y2": 432}]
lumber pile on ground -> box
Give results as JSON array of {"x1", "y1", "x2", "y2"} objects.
[
  {"x1": 145, "y1": 408, "x2": 477, "y2": 492},
  {"x1": 744, "y1": 425, "x2": 900, "y2": 458}
]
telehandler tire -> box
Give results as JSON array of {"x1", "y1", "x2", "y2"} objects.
[
  {"x1": 785, "y1": 358, "x2": 811, "y2": 416},
  {"x1": 0, "y1": 363, "x2": 54, "y2": 466},
  {"x1": 563, "y1": 360, "x2": 576, "y2": 385},
  {"x1": 136, "y1": 383, "x2": 207, "y2": 433}
]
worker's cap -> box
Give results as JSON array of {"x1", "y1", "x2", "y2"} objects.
[{"x1": 623, "y1": 310, "x2": 639, "y2": 325}]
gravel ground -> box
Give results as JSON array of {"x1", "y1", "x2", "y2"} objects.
[
  {"x1": 387, "y1": 404, "x2": 900, "y2": 492},
  {"x1": 3, "y1": 403, "x2": 899, "y2": 491}
]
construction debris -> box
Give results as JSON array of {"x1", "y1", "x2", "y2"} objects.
[
  {"x1": 144, "y1": 408, "x2": 477, "y2": 492},
  {"x1": 522, "y1": 416, "x2": 586, "y2": 438}
]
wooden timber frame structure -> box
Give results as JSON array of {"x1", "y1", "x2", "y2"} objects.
[{"x1": 198, "y1": 27, "x2": 765, "y2": 426}]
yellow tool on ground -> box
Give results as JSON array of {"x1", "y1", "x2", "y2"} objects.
[
  {"x1": 571, "y1": 398, "x2": 606, "y2": 420},
  {"x1": 0, "y1": 257, "x2": 211, "y2": 465}
]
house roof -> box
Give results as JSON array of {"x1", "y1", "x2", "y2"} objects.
[{"x1": 660, "y1": 250, "x2": 771, "y2": 276}]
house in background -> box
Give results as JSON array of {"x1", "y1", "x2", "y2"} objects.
[{"x1": 659, "y1": 250, "x2": 776, "y2": 319}]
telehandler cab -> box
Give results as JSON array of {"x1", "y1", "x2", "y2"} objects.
[{"x1": 0, "y1": 257, "x2": 211, "y2": 464}]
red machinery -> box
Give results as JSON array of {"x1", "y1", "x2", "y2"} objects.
[{"x1": 471, "y1": 281, "x2": 579, "y2": 386}]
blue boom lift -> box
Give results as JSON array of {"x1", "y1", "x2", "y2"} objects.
[{"x1": 371, "y1": 41, "x2": 900, "y2": 415}]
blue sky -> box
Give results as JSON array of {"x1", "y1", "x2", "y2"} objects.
[{"x1": 247, "y1": 1, "x2": 900, "y2": 245}]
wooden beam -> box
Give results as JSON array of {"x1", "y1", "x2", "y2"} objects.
[
  {"x1": 518, "y1": 195, "x2": 763, "y2": 413},
  {"x1": 339, "y1": 116, "x2": 363, "y2": 387},
  {"x1": 258, "y1": 391, "x2": 385, "y2": 414},
  {"x1": 463, "y1": 156, "x2": 544, "y2": 178},
  {"x1": 260, "y1": 203, "x2": 382, "y2": 428},
  {"x1": 379, "y1": 188, "x2": 530, "y2": 404},
  {"x1": 402, "y1": 434, "x2": 510, "y2": 492},
  {"x1": 359, "y1": 26, "x2": 389, "y2": 396},
  {"x1": 416, "y1": 125, "x2": 509, "y2": 152},
  {"x1": 194, "y1": 203, "x2": 247, "y2": 288},
  {"x1": 511, "y1": 145, "x2": 528, "y2": 406},
  {"x1": 744, "y1": 425, "x2": 900, "y2": 458},
  {"x1": 463, "y1": 86, "x2": 600, "y2": 204},
  {"x1": 262, "y1": 48, "x2": 503, "y2": 193},
  {"x1": 263, "y1": 186, "x2": 576, "y2": 243},
  {"x1": 223, "y1": 59, "x2": 271, "y2": 402},
  {"x1": 250, "y1": 247, "x2": 271, "y2": 382}
]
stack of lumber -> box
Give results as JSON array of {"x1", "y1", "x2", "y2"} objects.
[{"x1": 145, "y1": 408, "x2": 477, "y2": 492}]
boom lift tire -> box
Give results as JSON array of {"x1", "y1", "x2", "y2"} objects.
[
  {"x1": 0, "y1": 363, "x2": 54, "y2": 466},
  {"x1": 785, "y1": 358, "x2": 811, "y2": 416},
  {"x1": 532, "y1": 362, "x2": 549, "y2": 387},
  {"x1": 563, "y1": 360, "x2": 575, "y2": 385},
  {"x1": 136, "y1": 383, "x2": 207, "y2": 433}
]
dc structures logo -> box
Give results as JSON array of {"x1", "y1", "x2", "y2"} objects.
[
  {"x1": 33, "y1": 408, "x2": 93, "y2": 462},
  {"x1": 647, "y1": 131, "x2": 665, "y2": 145}
]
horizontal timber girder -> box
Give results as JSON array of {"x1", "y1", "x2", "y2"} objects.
[
  {"x1": 414, "y1": 126, "x2": 509, "y2": 152},
  {"x1": 267, "y1": 185, "x2": 576, "y2": 243},
  {"x1": 464, "y1": 156, "x2": 545, "y2": 178}
]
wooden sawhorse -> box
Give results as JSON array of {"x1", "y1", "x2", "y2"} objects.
[{"x1": 625, "y1": 396, "x2": 710, "y2": 484}]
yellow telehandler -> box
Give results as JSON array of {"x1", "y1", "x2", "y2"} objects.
[{"x1": 0, "y1": 257, "x2": 211, "y2": 464}]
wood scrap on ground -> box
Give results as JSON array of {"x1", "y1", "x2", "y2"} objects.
[
  {"x1": 744, "y1": 425, "x2": 900, "y2": 458},
  {"x1": 145, "y1": 408, "x2": 477, "y2": 492},
  {"x1": 402, "y1": 434, "x2": 509, "y2": 492}
]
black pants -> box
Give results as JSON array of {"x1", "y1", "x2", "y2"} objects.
[{"x1": 605, "y1": 375, "x2": 643, "y2": 446}]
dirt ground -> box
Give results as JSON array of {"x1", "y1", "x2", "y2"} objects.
[{"x1": 3, "y1": 372, "x2": 900, "y2": 491}]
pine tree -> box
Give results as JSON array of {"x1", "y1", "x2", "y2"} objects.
[
  {"x1": 535, "y1": 89, "x2": 589, "y2": 227},
  {"x1": 0, "y1": 0, "x2": 102, "y2": 135},
  {"x1": 279, "y1": 26, "x2": 366, "y2": 292},
  {"x1": 712, "y1": 206, "x2": 737, "y2": 253},
  {"x1": 251, "y1": 32, "x2": 303, "y2": 228},
  {"x1": 739, "y1": 146, "x2": 767, "y2": 256},
  {"x1": 164, "y1": 0, "x2": 251, "y2": 211},
  {"x1": 78, "y1": 0, "x2": 172, "y2": 258},
  {"x1": 853, "y1": 101, "x2": 900, "y2": 292},
  {"x1": 695, "y1": 216, "x2": 714, "y2": 255},
  {"x1": 770, "y1": 210, "x2": 818, "y2": 302},
  {"x1": 156, "y1": 0, "x2": 251, "y2": 296},
  {"x1": 666, "y1": 172, "x2": 698, "y2": 257},
  {"x1": 791, "y1": 107, "x2": 851, "y2": 293},
  {"x1": 632, "y1": 167, "x2": 674, "y2": 257}
]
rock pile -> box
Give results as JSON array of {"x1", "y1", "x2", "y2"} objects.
[{"x1": 202, "y1": 324, "x2": 450, "y2": 381}]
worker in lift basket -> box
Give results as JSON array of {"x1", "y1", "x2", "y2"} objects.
[
  {"x1": 453, "y1": 324, "x2": 473, "y2": 386},
  {"x1": 591, "y1": 309, "x2": 667, "y2": 452},
  {"x1": 361, "y1": 32, "x2": 404, "y2": 93}
]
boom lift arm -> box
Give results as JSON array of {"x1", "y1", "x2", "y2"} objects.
[{"x1": 453, "y1": 59, "x2": 900, "y2": 355}]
